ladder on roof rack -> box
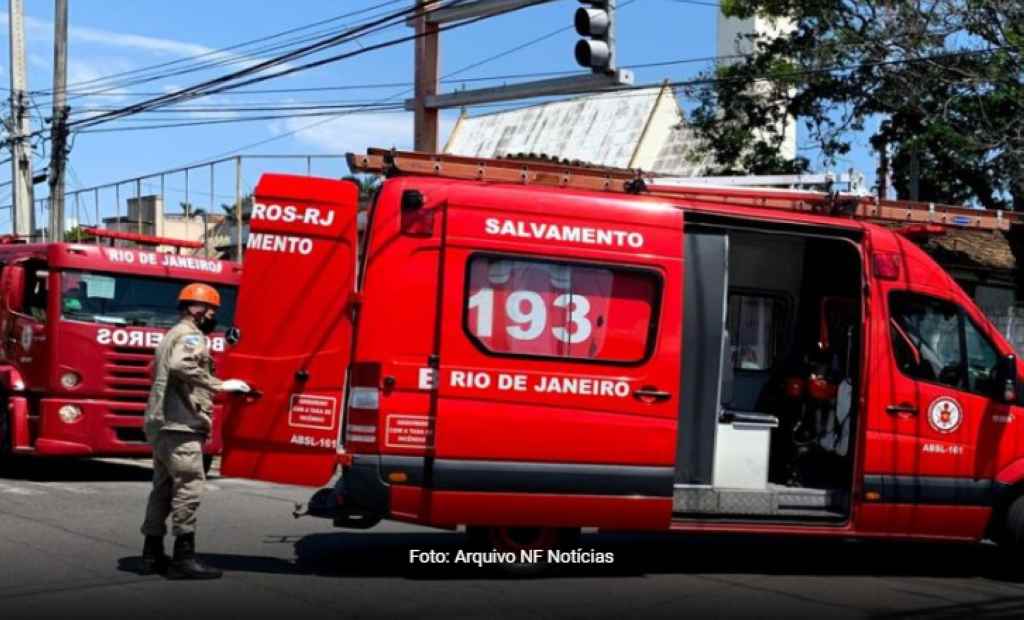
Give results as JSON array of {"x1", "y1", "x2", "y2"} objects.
[{"x1": 346, "y1": 148, "x2": 1018, "y2": 232}]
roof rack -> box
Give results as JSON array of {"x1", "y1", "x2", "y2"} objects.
[
  {"x1": 82, "y1": 227, "x2": 204, "y2": 252},
  {"x1": 347, "y1": 148, "x2": 1018, "y2": 232}
]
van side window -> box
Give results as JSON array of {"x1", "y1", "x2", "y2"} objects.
[
  {"x1": 464, "y1": 255, "x2": 659, "y2": 363},
  {"x1": 964, "y1": 316, "x2": 999, "y2": 394},
  {"x1": 889, "y1": 291, "x2": 1000, "y2": 395},
  {"x1": 25, "y1": 268, "x2": 49, "y2": 323},
  {"x1": 727, "y1": 293, "x2": 786, "y2": 370}
]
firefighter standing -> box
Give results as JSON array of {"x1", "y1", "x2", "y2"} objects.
[{"x1": 140, "y1": 283, "x2": 250, "y2": 579}]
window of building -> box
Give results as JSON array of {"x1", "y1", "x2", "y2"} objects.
[
  {"x1": 889, "y1": 291, "x2": 1001, "y2": 395},
  {"x1": 726, "y1": 292, "x2": 786, "y2": 371},
  {"x1": 464, "y1": 255, "x2": 659, "y2": 363}
]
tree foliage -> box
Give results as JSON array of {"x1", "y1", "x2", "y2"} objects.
[{"x1": 688, "y1": 0, "x2": 1024, "y2": 209}]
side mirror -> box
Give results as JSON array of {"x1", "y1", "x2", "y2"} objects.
[
  {"x1": 2, "y1": 265, "x2": 25, "y2": 313},
  {"x1": 996, "y1": 354, "x2": 1018, "y2": 403}
]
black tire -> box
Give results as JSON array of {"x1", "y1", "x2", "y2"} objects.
[
  {"x1": 466, "y1": 526, "x2": 579, "y2": 576},
  {"x1": 202, "y1": 454, "x2": 215, "y2": 477},
  {"x1": 1005, "y1": 494, "x2": 1024, "y2": 549},
  {"x1": 0, "y1": 410, "x2": 12, "y2": 463}
]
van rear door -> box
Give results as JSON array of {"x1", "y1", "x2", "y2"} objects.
[{"x1": 220, "y1": 174, "x2": 358, "y2": 486}]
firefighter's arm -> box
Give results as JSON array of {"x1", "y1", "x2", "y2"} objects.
[{"x1": 166, "y1": 334, "x2": 224, "y2": 391}]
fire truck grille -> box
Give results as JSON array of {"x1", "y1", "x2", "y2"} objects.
[{"x1": 104, "y1": 347, "x2": 155, "y2": 406}]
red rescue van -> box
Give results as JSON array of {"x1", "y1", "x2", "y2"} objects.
[{"x1": 221, "y1": 149, "x2": 1024, "y2": 555}]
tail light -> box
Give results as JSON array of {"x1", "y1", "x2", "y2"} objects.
[{"x1": 346, "y1": 362, "x2": 381, "y2": 450}]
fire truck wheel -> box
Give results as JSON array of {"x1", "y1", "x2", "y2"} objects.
[
  {"x1": 1005, "y1": 494, "x2": 1024, "y2": 550},
  {"x1": 0, "y1": 409, "x2": 12, "y2": 463},
  {"x1": 202, "y1": 454, "x2": 214, "y2": 476},
  {"x1": 466, "y1": 526, "x2": 579, "y2": 576}
]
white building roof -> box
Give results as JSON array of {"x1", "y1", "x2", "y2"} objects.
[{"x1": 444, "y1": 84, "x2": 710, "y2": 177}]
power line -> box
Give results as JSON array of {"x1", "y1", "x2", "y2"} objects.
[
  {"x1": 77, "y1": 107, "x2": 408, "y2": 133},
  {"x1": 34, "y1": 0, "x2": 413, "y2": 96},
  {"x1": 66, "y1": 0, "x2": 490, "y2": 133},
  {"x1": 185, "y1": 0, "x2": 638, "y2": 162},
  {"x1": 54, "y1": 1, "x2": 449, "y2": 132}
]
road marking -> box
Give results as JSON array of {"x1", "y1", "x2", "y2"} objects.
[
  {"x1": 0, "y1": 484, "x2": 44, "y2": 496},
  {"x1": 93, "y1": 457, "x2": 153, "y2": 469},
  {"x1": 215, "y1": 478, "x2": 270, "y2": 487},
  {"x1": 25, "y1": 482, "x2": 96, "y2": 495}
]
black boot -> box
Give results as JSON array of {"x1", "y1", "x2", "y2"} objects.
[
  {"x1": 141, "y1": 535, "x2": 169, "y2": 575},
  {"x1": 166, "y1": 533, "x2": 222, "y2": 580}
]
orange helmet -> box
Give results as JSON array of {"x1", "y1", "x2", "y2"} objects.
[{"x1": 178, "y1": 283, "x2": 220, "y2": 308}]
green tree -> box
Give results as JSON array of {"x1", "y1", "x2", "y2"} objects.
[
  {"x1": 342, "y1": 174, "x2": 382, "y2": 207},
  {"x1": 688, "y1": 0, "x2": 1024, "y2": 209},
  {"x1": 65, "y1": 225, "x2": 93, "y2": 242}
]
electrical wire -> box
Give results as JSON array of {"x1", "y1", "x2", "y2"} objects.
[
  {"x1": 183, "y1": 0, "x2": 636, "y2": 162},
  {"x1": 34, "y1": 0, "x2": 413, "y2": 95},
  {"x1": 64, "y1": 0, "x2": 466, "y2": 131}
]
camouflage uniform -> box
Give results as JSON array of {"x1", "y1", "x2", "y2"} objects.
[{"x1": 141, "y1": 318, "x2": 223, "y2": 537}]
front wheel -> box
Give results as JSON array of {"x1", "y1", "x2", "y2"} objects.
[
  {"x1": 202, "y1": 454, "x2": 215, "y2": 476},
  {"x1": 466, "y1": 526, "x2": 579, "y2": 576},
  {"x1": 0, "y1": 411, "x2": 12, "y2": 464}
]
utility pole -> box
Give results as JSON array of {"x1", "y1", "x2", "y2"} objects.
[
  {"x1": 7, "y1": 0, "x2": 35, "y2": 239},
  {"x1": 48, "y1": 0, "x2": 70, "y2": 241},
  {"x1": 412, "y1": 0, "x2": 440, "y2": 152}
]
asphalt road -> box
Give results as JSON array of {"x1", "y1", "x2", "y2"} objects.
[{"x1": 1, "y1": 457, "x2": 1023, "y2": 620}]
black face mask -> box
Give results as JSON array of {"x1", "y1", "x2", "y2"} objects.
[
  {"x1": 198, "y1": 315, "x2": 218, "y2": 335},
  {"x1": 187, "y1": 307, "x2": 218, "y2": 335}
]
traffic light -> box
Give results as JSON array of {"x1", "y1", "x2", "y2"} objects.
[{"x1": 574, "y1": 0, "x2": 616, "y2": 72}]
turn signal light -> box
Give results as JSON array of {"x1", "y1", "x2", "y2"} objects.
[
  {"x1": 872, "y1": 253, "x2": 901, "y2": 281},
  {"x1": 400, "y1": 189, "x2": 434, "y2": 237}
]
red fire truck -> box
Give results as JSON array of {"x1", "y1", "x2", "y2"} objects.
[
  {"x1": 0, "y1": 229, "x2": 240, "y2": 470},
  {"x1": 221, "y1": 149, "x2": 1024, "y2": 557}
]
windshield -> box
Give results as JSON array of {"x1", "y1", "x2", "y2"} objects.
[{"x1": 60, "y1": 270, "x2": 237, "y2": 329}]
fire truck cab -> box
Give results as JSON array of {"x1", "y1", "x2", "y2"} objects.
[
  {"x1": 221, "y1": 150, "x2": 1024, "y2": 555},
  {"x1": 0, "y1": 233, "x2": 240, "y2": 466}
]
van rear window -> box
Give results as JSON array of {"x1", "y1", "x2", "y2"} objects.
[{"x1": 464, "y1": 255, "x2": 659, "y2": 363}]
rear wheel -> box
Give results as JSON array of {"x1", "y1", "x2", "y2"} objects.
[
  {"x1": 466, "y1": 526, "x2": 579, "y2": 576},
  {"x1": 1004, "y1": 495, "x2": 1024, "y2": 549},
  {"x1": 988, "y1": 494, "x2": 1024, "y2": 579}
]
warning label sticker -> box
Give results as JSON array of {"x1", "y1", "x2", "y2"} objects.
[
  {"x1": 385, "y1": 415, "x2": 434, "y2": 449},
  {"x1": 288, "y1": 394, "x2": 338, "y2": 430}
]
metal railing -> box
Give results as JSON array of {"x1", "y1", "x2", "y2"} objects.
[{"x1": 2, "y1": 154, "x2": 349, "y2": 259}]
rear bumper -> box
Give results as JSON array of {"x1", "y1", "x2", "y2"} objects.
[
  {"x1": 307, "y1": 454, "x2": 388, "y2": 529},
  {"x1": 26, "y1": 397, "x2": 224, "y2": 457}
]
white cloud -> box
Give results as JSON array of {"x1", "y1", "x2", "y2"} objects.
[
  {"x1": 272, "y1": 112, "x2": 458, "y2": 154},
  {"x1": 0, "y1": 13, "x2": 295, "y2": 73}
]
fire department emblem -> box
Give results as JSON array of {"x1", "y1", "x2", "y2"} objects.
[{"x1": 928, "y1": 397, "x2": 963, "y2": 433}]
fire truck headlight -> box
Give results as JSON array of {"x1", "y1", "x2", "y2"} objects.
[
  {"x1": 61, "y1": 372, "x2": 81, "y2": 389},
  {"x1": 58, "y1": 405, "x2": 83, "y2": 424}
]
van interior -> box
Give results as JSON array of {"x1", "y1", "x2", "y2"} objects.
[{"x1": 675, "y1": 222, "x2": 862, "y2": 522}]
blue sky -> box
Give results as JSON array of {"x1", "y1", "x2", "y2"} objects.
[{"x1": 0, "y1": 0, "x2": 876, "y2": 232}]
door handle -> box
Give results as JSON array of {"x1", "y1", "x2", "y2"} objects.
[
  {"x1": 633, "y1": 388, "x2": 672, "y2": 402},
  {"x1": 886, "y1": 403, "x2": 917, "y2": 416}
]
